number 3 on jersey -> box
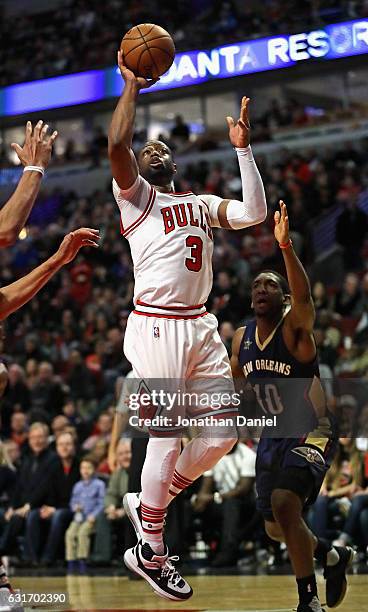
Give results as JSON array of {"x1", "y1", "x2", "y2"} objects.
[{"x1": 185, "y1": 236, "x2": 203, "y2": 272}]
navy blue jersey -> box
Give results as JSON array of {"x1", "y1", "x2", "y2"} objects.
[{"x1": 238, "y1": 316, "x2": 327, "y2": 437}]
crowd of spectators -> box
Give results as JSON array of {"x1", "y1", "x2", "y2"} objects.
[
  {"x1": 0, "y1": 127, "x2": 368, "y2": 570},
  {"x1": 3, "y1": 96, "x2": 367, "y2": 171},
  {"x1": 1, "y1": 0, "x2": 368, "y2": 86}
]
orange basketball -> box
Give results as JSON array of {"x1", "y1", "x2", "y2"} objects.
[{"x1": 120, "y1": 23, "x2": 175, "y2": 79}]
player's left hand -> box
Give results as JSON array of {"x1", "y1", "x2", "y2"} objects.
[
  {"x1": 11, "y1": 120, "x2": 58, "y2": 170},
  {"x1": 274, "y1": 200, "x2": 290, "y2": 245},
  {"x1": 226, "y1": 96, "x2": 250, "y2": 148}
]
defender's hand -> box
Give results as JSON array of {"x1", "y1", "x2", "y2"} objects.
[
  {"x1": 117, "y1": 50, "x2": 159, "y2": 91},
  {"x1": 226, "y1": 96, "x2": 251, "y2": 148},
  {"x1": 56, "y1": 228, "x2": 100, "y2": 265},
  {"x1": 274, "y1": 200, "x2": 290, "y2": 245},
  {"x1": 11, "y1": 121, "x2": 58, "y2": 169}
]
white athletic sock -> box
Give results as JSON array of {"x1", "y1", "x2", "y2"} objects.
[{"x1": 141, "y1": 437, "x2": 181, "y2": 553}]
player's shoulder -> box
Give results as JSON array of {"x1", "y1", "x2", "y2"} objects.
[
  {"x1": 232, "y1": 325, "x2": 246, "y2": 355},
  {"x1": 112, "y1": 174, "x2": 152, "y2": 202}
]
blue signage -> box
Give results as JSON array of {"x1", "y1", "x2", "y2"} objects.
[{"x1": 0, "y1": 19, "x2": 367, "y2": 117}]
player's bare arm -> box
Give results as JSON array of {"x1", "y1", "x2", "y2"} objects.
[
  {"x1": 0, "y1": 121, "x2": 58, "y2": 247},
  {"x1": 0, "y1": 228, "x2": 99, "y2": 321},
  {"x1": 108, "y1": 52, "x2": 158, "y2": 190},
  {"x1": 230, "y1": 326, "x2": 246, "y2": 379},
  {"x1": 275, "y1": 200, "x2": 316, "y2": 361},
  {"x1": 108, "y1": 411, "x2": 129, "y2": 471},
  {"x1": 214, "y1": 96, "x2": 267, "y2": 230}
]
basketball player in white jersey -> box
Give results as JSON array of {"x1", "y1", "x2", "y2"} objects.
[{"x1": 109, "y1": 51, "x2": 267, "y2": 601}]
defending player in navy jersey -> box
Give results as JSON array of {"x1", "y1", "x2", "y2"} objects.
[{"x1": 231, "y1": 201, "x2": 353, "y2": 612}]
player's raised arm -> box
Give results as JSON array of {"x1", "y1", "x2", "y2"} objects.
[
  {"x1": 108, "y1": 51, "x2": 158, "y2": 190},
  {"x1": 274, "y1": 200, "x2": 315, "y2": 334},
  {"x1": 201, "y1": 97, "x2": 267, "y2": 230},
  {"x1": 0, "y1": 121, "x2": 58, "y2": 247},
  {"x1": 0, "y1": 228, "x2": 99, "y2": 320}
]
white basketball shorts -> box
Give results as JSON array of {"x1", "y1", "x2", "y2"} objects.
[{"x1": 123, "y1": 308, "x2": 237, "y2": 434}]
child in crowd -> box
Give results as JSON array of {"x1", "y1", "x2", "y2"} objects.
[{"x1": 65, "y1": 458, "x2": 105, "y2": 574}]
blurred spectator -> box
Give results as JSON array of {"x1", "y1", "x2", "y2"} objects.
[
  {"x1": 50, "y1": 415, "x2": 70, "y2": 447},
  {"x1": 336, "y1": 198, "x2": 368, "y2": 270},
  {"x1": 4, "y1": 364, "x2": 30, "y2": 413},
  {"x1": 90, "y1": 127, "x2": 108, "y2": 168},
  {"x1": 334, "y1": 273, "x2": 362, "y2": 317},
  {"x1": 66, "y1": 350, "x2": 95, "y2": 402},
  {"x1": 312, "y1": 282, "x2": 330, "y2": 312},
  {"x1": 314, "y1": 327, "x2": 338, "y2": 370},
  {"x1": 0, "y1": 442, "x2": 16, "y2": 510},
  {"x1": 91, "y1": 439, "x2": 131, "y2": 564},
  {"x1": 3, "y1": 441, "x2": 21, "y2": 469},
  {"x1": 25, "y1": 431, "x2": 79, "y2": 565},
  {"x1": 191, "y1": 441, "x2": 256, "y2": 567},
  {"x1": 171, "y1": 115, "x2": 190, "y2": 150},
  {"x1": 0, "y1": 423, "x2": 56, "y2": 559},
  {"x1": 219, "y1": 321, "x2": 235, "y2": 356},
  {"x1": 333, "y1": 458, "x2": 368, "y2": 556},
  {"x1": 85, "y1": 439, "x2": 110, "y2": 477},
  {"x1": 309, "y1": 439, "x2": 364, "y2": 540},
  {"x1": 82, "y1": 412, "x2": 112, "y2": 452},
  {"x1": 30, "y1": 362, "x2": 65, "y2": 421},
  {"x1": 9, "y1": 412, "x2": 28, "y2": 452},
  {"x1": 65, "y1": 458, "x2": 105, "y2": 574}
]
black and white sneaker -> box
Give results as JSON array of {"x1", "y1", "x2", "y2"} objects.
[
  {"x1": 123, "y1": 492, "x2": 144, "y2": 541},
  {"x1": 124, "y1": 542, "x2": 193, "y2": 601},
  {"x1": 296, "y1": 596, "x2": 325, "y2": 612},
  {"x1": 324, "y1": 546, "x2": 355, "y2": 608}
]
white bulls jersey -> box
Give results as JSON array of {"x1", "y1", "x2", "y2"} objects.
[{"x1": 113, "y1": 174, "x2": 223, "y2": 310}]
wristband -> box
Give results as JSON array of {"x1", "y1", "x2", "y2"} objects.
[
  {"x1": 23, "y1": 165, "x2": 45, "y2": 177},
  {"x1": 279, "y1": 238, "x2": 293, "y2": 250}
]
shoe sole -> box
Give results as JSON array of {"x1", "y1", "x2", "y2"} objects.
[
  {"x1": 123, "y1": 548, "x2": 192, "y2": 601},
  {"x1": 123, "y1": 493, "x2": 144, "y2": 541},
  {"x1": 328, "y1": 546, "x2": 355, "y2": 608}
]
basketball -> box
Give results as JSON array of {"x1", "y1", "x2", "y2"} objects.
[{"x1": 120, "y1": 23, "x2": 175, "y2": 80}]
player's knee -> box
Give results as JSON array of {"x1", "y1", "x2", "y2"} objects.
[
  {"x1": 265, "y1": 521, "x2": 284, "y2": 542},
  {"x1": 271, "y1": 489, "x2": 300, "y2": 526},
  {"x1": 157, "y1": 438, "x2": 181, "y2": 486},
  {"x1": 206, "y1": 435, "x2": 237, "y2": 458}
]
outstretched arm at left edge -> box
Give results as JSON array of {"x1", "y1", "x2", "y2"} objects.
[
  {"x1": 0, "y1": 121, "x2": 58, "y2": 247},
  {"x1": 201, "y1": 97, "x2": 267, "y2": 230},
  {"x1": 0, "y1": 228, "x2": 99, "y2": 321}
]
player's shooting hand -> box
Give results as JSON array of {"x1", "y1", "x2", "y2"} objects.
[
  {"x1": 226, "y1": 96, "x2": 251, "y2": 148},
  {"x1": 56, "y1": 228, "x2": 100, "y2": 265},
  {"x1": 11, "y1": 121, "x2": 58, "y2": 170},
  {"x1": 117, "y1": 50, "x2": 159, "y2": 90},
  {"x1": 274, "y1": 200, "x2": 290, "y2": 245}
]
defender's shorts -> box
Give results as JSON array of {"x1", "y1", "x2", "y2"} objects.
[{"x1": 256, "y1": 434, "x2": 338, "y2": 521}]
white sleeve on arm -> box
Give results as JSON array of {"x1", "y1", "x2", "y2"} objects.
[
  {"x1": 198, "y1": 193, "x2": 223, "y2": 228},
  {"x1": 227, "y1": 146, "x2": 267, "y2": 229},
  {"x1": 199, "y1": 146, "x2": 267, "y2": 230},
  {"x1": 112, "y1": 174, "x2": 153, "y2": 231}
]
